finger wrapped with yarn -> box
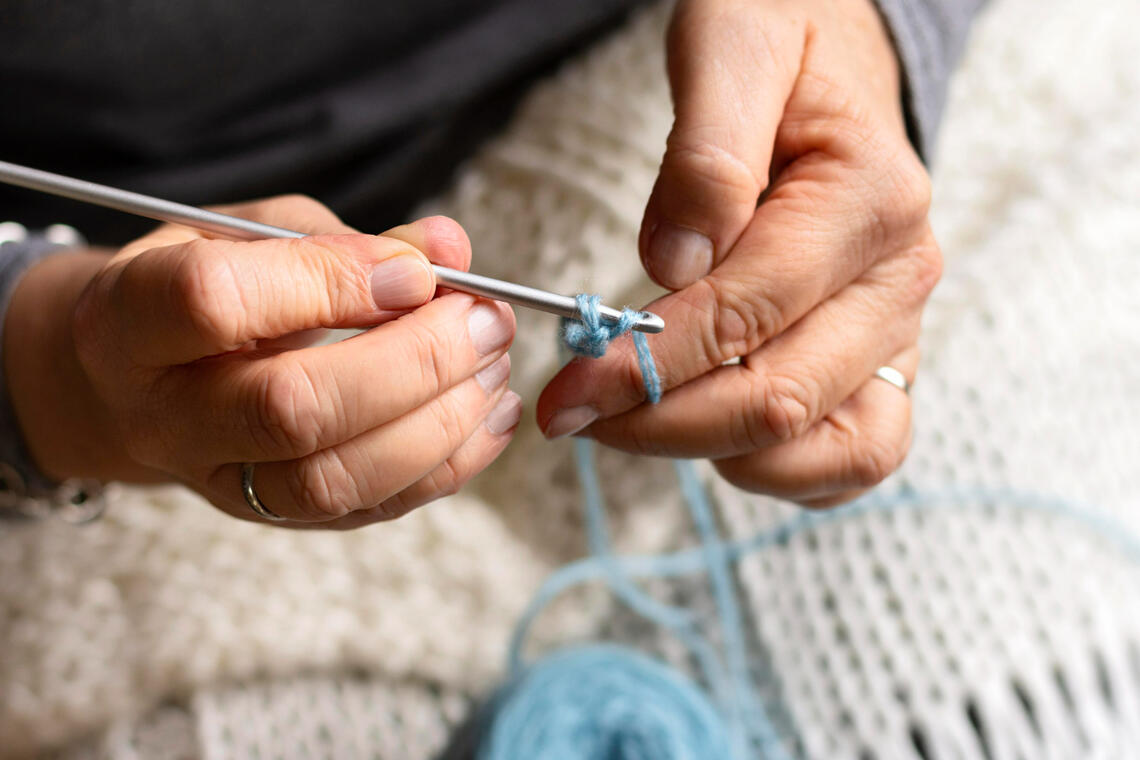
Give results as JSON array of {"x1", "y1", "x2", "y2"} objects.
[{"x1": 561, "y1": 294, "x2": 662, "y2": 402}]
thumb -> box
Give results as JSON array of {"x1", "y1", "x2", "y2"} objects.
[{"x1": 641, "y1": 0, "x2": 803, "y2": 289}]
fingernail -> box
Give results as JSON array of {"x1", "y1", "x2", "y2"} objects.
[
  {"x1": 475, "y1": 354, "x2": 511, "y2": 394},
  {"x1": 544, "y1": 405, "x2": 599, "y2": 439},
  {"x1": 468, "y1": 302, "x2": 513, "y2": 355},
  {"x1": 370, "y1": 255, "x2": 433, "y2": 309},
  {"x1": 486, "y1": 391, "x2": 523, "y2": 435},
  {"x1": 647, "y1": 223, "x2": 713, "y2": 289}
]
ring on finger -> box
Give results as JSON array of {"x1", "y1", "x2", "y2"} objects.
[
  {"x1": 242, "y1": 463, "x2": 286, "y2": 521},
  {"x1": 873, "y1": 365, "x2": 910, "y2": 395}
]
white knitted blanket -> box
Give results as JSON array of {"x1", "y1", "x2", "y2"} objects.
[{"x1": 4, "y1": 0, "x2": 1139, "y2": 757}]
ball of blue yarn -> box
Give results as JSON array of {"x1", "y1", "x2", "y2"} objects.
[{"x1": 479, "y1": 645, "x2": 733, "y2": 760}]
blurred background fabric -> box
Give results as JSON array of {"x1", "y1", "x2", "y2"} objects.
[
  {"x1": 2, "y1": 0, "x2": 1138, "y2": 756},
  {"x1": 0, "y1": 0, "x2": 650, "y2": 244}
]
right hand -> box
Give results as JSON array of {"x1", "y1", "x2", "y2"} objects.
[{"x1": 4, "y1": 195, "x2": 520, "y2": 528}]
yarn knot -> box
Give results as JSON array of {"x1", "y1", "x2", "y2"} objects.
[
  {"x1": 561, "y1": 293, "x2": 662, "y2": 403},
  {"x1": 561, "y1": 293, "x2": 639, "y2": 358}
]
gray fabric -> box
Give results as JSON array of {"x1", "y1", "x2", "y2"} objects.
[
  {"x1": 0, "y1": 0, "x2": 651, "y2": 246},
  {"x1": 0, "y1": 236, "x2": 70, "y2": 493},
  {"x1": 874, "y1": 0, "x2": 990, "y2": 159}
]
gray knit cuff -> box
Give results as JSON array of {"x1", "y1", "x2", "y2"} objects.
[
  {"x1": 0, "y1": 226, "x2": 81, "y2": 492},
  {"x1": 873, "y1": 0, "x2": 989, "y2": 161}
]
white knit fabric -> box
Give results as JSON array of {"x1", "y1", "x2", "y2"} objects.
[
  {"x1": 3, "y1": 0, "x2": 1138, "y2": 757},
  {"x1": 713, "y1": 1, "x2": 1140, "y2": 754}
]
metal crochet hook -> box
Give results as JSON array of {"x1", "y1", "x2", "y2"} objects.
[{"x1": 0, "y1": 160, "x2": 665, "y2": 334}]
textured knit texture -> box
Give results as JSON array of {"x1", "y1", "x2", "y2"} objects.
[{"x1": 3, "y1": 0, "x2": 1139, "y2": 757}]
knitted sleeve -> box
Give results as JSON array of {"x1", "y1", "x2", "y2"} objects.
[{"x1": 873, "y1": 0, "x2": 990, "y2": 160}]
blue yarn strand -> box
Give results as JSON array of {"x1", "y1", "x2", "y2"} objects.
[
  {"x1": 487, "y1": 294, "x2": 776, "y2": 760},
  {"x1": 509, "y1": 486, "x2": 1140, "y2": 625},
  {"x1": 573, "y1": 436, "x2": 694, "y2": 633}
]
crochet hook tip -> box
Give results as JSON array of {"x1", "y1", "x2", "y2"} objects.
[{"x1": 636, "y1": 312, "x2": 665, "y2": 334}]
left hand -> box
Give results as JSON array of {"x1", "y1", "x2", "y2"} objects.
[{"x1": 537, "y1": 0, "x2": 941, "y2": 507}]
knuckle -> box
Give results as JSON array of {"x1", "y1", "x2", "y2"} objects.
[
  {"x1": 225, "y1": 194, "x2": 342, "y2": 234},
  {"x1": 70, "y1": 271, "x2": 112, "y2": 371},
  {"x1": 908, "y1": 237, "x2": 943, "y2": 302},
  {"x1": 698, "y1": 279, "x2": 780, "y2": 366},
  {"x1": 120, "y1": 416, "x2": 169, "y2": 468},
  {"x1": 430, "y1": 391, "x2": 476, "y2": 453},
  {"x1": 879, "y1": 154, "x2": 933, "y2": 232},
  {"x1": 170, "y1": 243, "x2": 245, "y2": 350},
  {"x1": 712, "y1": 458, "x2": 763, "y2": 495},
  {"x1": 897, "y1": 155, "x2": 934, "y2": 215},
  {"x1": 426, "y1": 458, "x2": 465, "y2": 500},
  {"x1": 402, "y1": 319, "x2": 453, "y2": 398},
  {"x1": 247, "y1": 362, "x2": 328, "y2": 457},
  {"x1": 843, "y1": 133, "x2": 931, "y2": 239},
  {"x1": 748, "y1": 371, "x2": 815, "y2": 446},
  {"x1": 665, "y1": 131, "x2": 764, "y2": 203},
  {"x1": 895, "y1": 432, "x2": 913, "y2": 470},
  {"x1": 271, "y1": 194, "x2": 343, "y2": 233},
  {"x1": 287, "y1": 451, "x2": 356, "y2": 520},
  {"x1": 274, "y1": 194, "x2": 335, "y2": 220},
  {"x1": 374, "y1": 493, "x2": 414, "y2": 522},
  {"x1": 849, "y1": 434, "x2": 903, "y2": 489},
  {"x1": 622, "y1": 418, "x2": 672, "y2": 457}
]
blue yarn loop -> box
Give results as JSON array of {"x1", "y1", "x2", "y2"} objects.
[{"x1": 561, "y1": 294, "x2": 662, "y2": 403}]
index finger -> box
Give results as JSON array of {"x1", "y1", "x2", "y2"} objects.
[
  {"x1": 88, "y1": 232, "x2": 437, "y2": 366},
  {"x1": 538, "y1": 158, "x2": 899, "y2": 438}
]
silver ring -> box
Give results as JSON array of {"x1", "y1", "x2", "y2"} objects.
[
  {"x1": 241, "y1": 463, "x2": 286, "y2": 521},
  {"x1": 874, "y1": 365, "x2": 910, "y2": 395}
]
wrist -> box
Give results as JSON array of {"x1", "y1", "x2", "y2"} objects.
[{"x1": 4, "y1": 250, "x2": 162, "y2": 484}]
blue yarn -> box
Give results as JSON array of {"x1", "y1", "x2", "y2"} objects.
[
  {"x1": 476, "y1": 293, "x2": 1140, "y2": 760},
  {"x1": 490, "y1": 487, "x2": 1140, "y2": 760},
  {"x1": 508, "y1": 486, "x2": 1140, "y2": 625},
  {"x1": 481, "y1": 646, "x2": 734, "y2": 760},
  {"x1": 479, "y1": 294, "x2": 783, "y2": 760},
  {"x1": 561, "y1": 294, "x2": 662, "y2": 403}
]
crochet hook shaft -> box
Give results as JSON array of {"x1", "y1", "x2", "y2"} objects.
[{"x1": 0, "y1": 160, "x2": 665, "y2": 334}]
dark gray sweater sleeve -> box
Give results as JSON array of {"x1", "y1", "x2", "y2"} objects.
[
  {"x1": 873, "y1": 0, "x2": 989, "y2": 159},
  {"x1": 1, "y1": 234, "x2": 72, "y2": 493}
]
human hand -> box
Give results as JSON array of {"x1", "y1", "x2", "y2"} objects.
[
  {"x1": 4, "y1": 196, "x2": 521, "y2": 527},
  {"x1": 538, "y1": 0, "x2": 941, "y2": 506}
]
